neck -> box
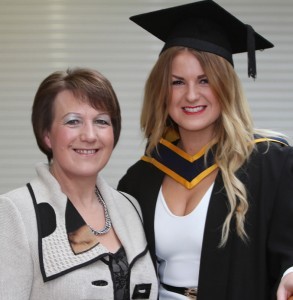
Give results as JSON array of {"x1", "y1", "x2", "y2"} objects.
[
  {"x1": 178, "y1": 130, "x2": 215, "y2": 155},
  {"x1": 50, "y1": 166, "x2": 97, "y2": 207},
  {"x1": 178, "y1": 137, "x2": 210, "y2": 155}
]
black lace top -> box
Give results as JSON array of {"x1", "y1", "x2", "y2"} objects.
[{"x1": 101, "y1": 247, "x2": 129, "y2": 300}]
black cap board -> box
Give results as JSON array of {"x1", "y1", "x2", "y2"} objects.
[{"x1": 130, "y1": 0, "x2": 274, "y2": 78}]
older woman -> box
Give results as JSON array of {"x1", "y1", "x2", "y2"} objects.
[{"x1": 0, "y1": 68, "x2": 158, "y2": 300}]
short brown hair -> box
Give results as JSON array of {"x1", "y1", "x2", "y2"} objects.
[{"x1": 32, "y1": 68, "x2": 121, "y2": 161}]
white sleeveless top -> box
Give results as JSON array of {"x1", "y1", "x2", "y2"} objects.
[{"x1": 155, "y1": 184, "x2": 214, "y2": 299}]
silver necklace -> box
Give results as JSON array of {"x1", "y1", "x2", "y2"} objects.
[{"x1": 88, "y1": 187, "x2": 112, "y2": 236}]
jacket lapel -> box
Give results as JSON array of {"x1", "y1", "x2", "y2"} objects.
[{"x1": 97, "y1": 176, "x2": 149, "y2": 265}]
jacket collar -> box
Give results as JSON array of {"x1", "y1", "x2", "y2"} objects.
[{"x1": 29, "y1": 163, "x2": 147, "y2": 281}]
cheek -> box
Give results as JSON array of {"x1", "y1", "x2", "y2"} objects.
[
  {"x1": 100, "y1": 128, "x2": 115, "y2": 147},
  {"x1": 109, "y1": 132, "x2": 115, "y2": 148},
  {"x1": 208, "y1": 92, "x2": 221, "y2": 112},
  {"x1": 168, "y1": 95, "x2": 177, "y2": 113},
  {"x1": 168, "y1": 100, "x2": 180, "y2": 121},
  {"x1": 170, "y1": 90, "x2": 179, "y2": 104},
  {"x1": 47, "y1": 128, "x2": 74, "y2": 149}
]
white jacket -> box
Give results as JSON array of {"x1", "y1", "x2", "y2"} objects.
[{"x1": 0, "y1": 163, "x2": 158, "y2": 300}]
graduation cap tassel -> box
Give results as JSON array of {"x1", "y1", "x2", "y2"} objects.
[{"x1": 247, "y1": 24, "x2": 256, "y2": 79}]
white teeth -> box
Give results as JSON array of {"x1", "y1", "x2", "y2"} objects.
[
  {"x1": 75, "y1": 149, "x2": 96, "y2": 154},
  {"x1": 183, "y1": 106, "x2": 205, "y2": 113}
]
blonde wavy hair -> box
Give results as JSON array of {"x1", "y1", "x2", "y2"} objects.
[{"x1": 141, "y1": 47, "x2": 257, "y2": 246}]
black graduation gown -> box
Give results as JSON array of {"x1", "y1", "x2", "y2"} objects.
[{"x1": 118, "y1": 141, "x2": 293, "y2": 300}]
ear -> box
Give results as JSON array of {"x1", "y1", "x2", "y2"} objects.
[{"x1": 43, "y1": 131, "x2": 52, "y2": 149}]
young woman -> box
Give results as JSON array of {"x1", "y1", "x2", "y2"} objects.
[
  {"x1": 118, "y1": 1, "x2": 293, "y2": 299},
  {"x1": 0, "y1": 68, "x2": 158, "y2": 299}
]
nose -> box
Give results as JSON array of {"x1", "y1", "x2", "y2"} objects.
[
  {"x1": 80, "y1": 122, "x2": 97, "y2": 142},
  {"x1": 186, "y1": 83, "x2": 200, "y2": 102}
]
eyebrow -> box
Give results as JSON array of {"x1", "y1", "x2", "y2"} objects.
[
  {"x1": 62, "y1": 112, "x2": 81, "y2": 119},
  {"x1": 62, "y1": 112, "x2": 110, "y2": 119},
  {"x1": 171, "y1": 74, "x2": 207, "y2": 80},
  {"x1": 172, "y1": 74, "x2": 184, "y2": 80}
]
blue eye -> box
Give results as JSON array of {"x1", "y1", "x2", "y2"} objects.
[
  {"x1": 65, "y1": 119, "x2": 80, "y2": 126},
  {"x1": 95, "y1": 118, "x2": 112, "y2": 127}
]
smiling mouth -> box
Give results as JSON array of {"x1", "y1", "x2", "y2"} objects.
[
  {"x1": 183, "y1": 106, "x2": 206, "y2": 113},
  {"x1": 74, "y1": 149, "x2": 98, "y2": 154}
]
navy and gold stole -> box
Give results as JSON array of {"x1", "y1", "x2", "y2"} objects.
[
  {"x1": 142, "y1": 138, "x2": 217, "y2": 189},
  {"x1": 141, "y1": 137, "x2": 288, "y2": 189}
]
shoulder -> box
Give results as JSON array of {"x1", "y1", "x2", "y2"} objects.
[
  {"x1": 254, "y1": 137, "x2": 293, "y2": 157},
  {"x1": 0, "y1": 185, "x2": 32, "y2": 210},
  {"x1": 250, "y1": 137, "x2": 293, "y2": 172},
  {"x1": 0, "y1": 185, "x2": 36, "y2": 246}
]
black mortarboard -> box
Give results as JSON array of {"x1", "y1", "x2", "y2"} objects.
[{"x1": 130, "y1": 0, "x2": 274, "y2": 78}]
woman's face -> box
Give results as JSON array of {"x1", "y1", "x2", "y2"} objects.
[
  {"x1": 168, "y1": 50, "x2": 221, "y2": 142},
  {"x1": 44, "y1": 89, "x2": 114, "y2": 179}
]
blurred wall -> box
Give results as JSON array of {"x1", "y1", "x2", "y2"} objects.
[{"x1": 0, "y1": 0, "x2": 292, "y2": 194}]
